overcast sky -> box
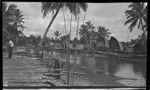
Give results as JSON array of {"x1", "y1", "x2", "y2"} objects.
[{"x1": 6, "y1": 2, "x2": 143, "y2": 42}]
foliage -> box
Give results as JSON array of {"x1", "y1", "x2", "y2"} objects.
[
  {"x1": 125, "y1": 2, "x2": 147, "y2": 32},
  {"x1": 15, "y1": 35, "x2": 42, "y2": 47},
  {"x1": 41, "y1": 3, "x2": 88, "y2": 19},
  {"x1": 71, "y1": 37, "x2": 79, "y2": 47},
  {"x1": 121, "y1": 32, "x2": 147, "y2": 54},
  {"x1": 59, "y1": 34, "x2": 70, "y2": 42},
  {"x1": 2, "y1": 2, "x2": 25, "y2": 45},
  {"x1": 29, "y1": 35, "x2": 42, "y2": 47},
  {"x1": 79, "y1": 21, "x2": 111, "y2": 49},
  {"x1": 54, "y1": 30, "x2": 61, "y2": 40},
  {"x1": 41, "y1": 2, "x2": 88, "y2": 41},
  {"x1": 97, "y1": 26, "x2": 110, "y2": 40},
  {"x1": 124, "y1": 3, "x2": 147, "y2": 54}
]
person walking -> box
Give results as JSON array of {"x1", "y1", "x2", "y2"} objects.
[{"x1": 8, "y1": 39, "x2": 14, "y2": 59}]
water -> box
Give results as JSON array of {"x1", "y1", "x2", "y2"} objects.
[{"x1": 50, "y1": 51, "x2": 146, "y2": 86}]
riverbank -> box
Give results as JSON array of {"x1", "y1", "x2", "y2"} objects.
[
  {"x1": 3, "y1": 47, "x2": 146, "y2": 87},
  {"x1": 3, "y1": 51, "x2": 98, "y2": 86},
  {"x1": 54, "y1": 48, "x2": 147, "y2": 63}
]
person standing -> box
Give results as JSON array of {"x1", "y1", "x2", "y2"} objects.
[{"x1": 8, "y1": 39, "x2": 14, "y2": 59}]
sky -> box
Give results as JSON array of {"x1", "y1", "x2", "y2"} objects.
[{"x1": 6, "y1": 2, "x2": 143, "y2": 42}]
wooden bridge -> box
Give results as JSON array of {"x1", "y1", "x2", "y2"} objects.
[
  {"x1": 3, "y1": 47, "x2": 146, "y2": 87},
  {"x1": 3, "y1": 52, "x2": 67, "y2": 87}
]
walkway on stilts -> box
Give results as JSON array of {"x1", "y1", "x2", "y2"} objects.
[
  {"x1": 3, "y1": 51, "x2": 62, "y2": 87},
  {"x1": 3, "y1": 49, "x2": 97, "y2": 87}
]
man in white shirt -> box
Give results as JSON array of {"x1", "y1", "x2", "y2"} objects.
[{"x1": 8, "y1": 39, "x2": 14, "y2": 59}]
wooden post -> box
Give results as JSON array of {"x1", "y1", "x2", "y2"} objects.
[{"x1": 66, "y1": 40, "x2": 70, "y2": 85}]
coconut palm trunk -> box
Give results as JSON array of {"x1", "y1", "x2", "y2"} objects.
[
  {"x1": 15, "y1": 36, "x2": 18, "y2": 50},
  {"x1": 72, "y1": 15, "x2": 79, "y2": 85},
  {"x1": 62, "y1": 10, "x2": 71, "y2": 85},
  {"x1": 42, "y1": 6, "x2": 61, "y2": 40},
  {"x1": 85, "y1": 34, "x2": 89, "y2": 49},
  {"x1": 83, "y1": 13, "x2": 89, "y2": 50},
  {"x1": 75, "y1": 15, "x2": 79, "y2": 53},
  {"x1": 39, "y1": 6, "x2": 61, "y2": 58},
  {"x1": 41, "y1": 3, "x2": 88, "y2": 85},
  {"x1": 63, "y1": 9, "x2": 67, "y2": 34},
  {"x1": 69, "y1": 14, "x2": 72, "y2": 36},
  {"x1": 66, "y1": 13, "x2": 72, "y2": 85}
]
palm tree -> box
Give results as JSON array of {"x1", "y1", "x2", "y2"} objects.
[
  {"x1": 41, "y1": 2, "x2": 88, "y2": 40},
  {"x1": 79, "y1": 21, "x2": 95, "y2": 49},
  {"x1": 3, "y1": 2, "x2": 9, "y2": 28},
  {"x1": 13, "y1": 9, "x2": 25, "y2": 31},
  {"x1": 2, "y1": 3, "x2": 25, "y2": 46},
  {"x1": 96, "y1": 26, "x2": 110, "y2": 48},
  {"x1": 3, "y1": 3, "x2": 25, "y2": 35},
  {"x1": 125, "y1": 3, "x2": 147, "y2": 54},
  {"x1": 62, "y1": 9, "x2": 67, "y2": 34},
  {"x1": 79, "y1": 24, "x2": 89, "y2": 46},
  {"x1": 54, "y1": 30, "x2": 61, "y2": 40},
  {"x1": 85, "y1": 21, "x2": 95, "y2": 49},
  {"x1": 13, "y1": 9, "x2": 25, "y2": 47},
  {"x1": 97, "y1": 26, "x2": 110, "y2": 39},
  {"x1": 54, "y1": 30, "x2": 61, "y2": 49},
  {"x1": 143, "y1": 5, "x2": 147, "y2": 31},
  {"x1": 41, "y1": 3, "x2": 88, "y2": 85},
  {"x1": 125, "y1": 2, "x2": 147, "y2": 33},
  {"x1": 3, "y1": 3, "x2": 16, "y2": 37}
]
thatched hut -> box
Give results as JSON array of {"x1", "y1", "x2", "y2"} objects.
[
  {"x1": 109, "y1": 36, "x2": 123, "y2": 52},
  {"x1": 96, "y1": 36, "x2": 109, "y2": 51}
]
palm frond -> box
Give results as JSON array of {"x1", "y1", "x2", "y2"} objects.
[
  {"x1": 125, "y1": 10, "x2": 136, "y2": 17},
  {"x1": 124, "y1": 17, "x2": 136, "y2": 25},
  {"x1": 41, "y1": 2, "x2": 65, "y2": 18},
  {"x1": 66, "y1": 3, "x2": 87, "y2": 18},
  {"x1": 137, "y1": 19, "x2": 141, "y2": 29},
  {"x1": 41, "y1": 2, "x2": 55, "y2": 18},
  {"x1": 128, "y1": 19, "x2": 138, "y2": 32},
  {"x1": 78, "y1": 3, "x2": 88, "y2": 12}
]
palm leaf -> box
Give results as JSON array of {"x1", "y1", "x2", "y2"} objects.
[
  {"x1": 124, "y1": 17, "x2": 136, "y2": 25},
  {"x1": 128, "y1": 19, "x2": 138, "y2": 32}
]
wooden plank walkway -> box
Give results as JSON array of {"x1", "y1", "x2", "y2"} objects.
[
  {"x1": 3, "y1": 51, "x2": 98, "y2": 87},
  {"x1": 3, "y1": 52, "x2": 59, "y2": 87}
]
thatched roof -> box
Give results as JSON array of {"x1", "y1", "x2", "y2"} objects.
[
  {"x1": 97, "y1": 35, "x2": 109, "y2": 48},
  {"x1": 109, "y1": 36, "x2": 123, "y2": 51}
]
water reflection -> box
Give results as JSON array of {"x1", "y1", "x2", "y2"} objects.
[
  {"x1": 115, "y1": 63, "x2": 142, "y2": 79},
  {"x1": 115, "y1": 63, "x2": 146, "y2": 86},
  {"x1": 52, "y1": 51, "x2": 146, "y2": 86}
]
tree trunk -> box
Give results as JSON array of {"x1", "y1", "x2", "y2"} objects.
[
  {"x1": 85, "y1": 34, "x2": 89, "y2": 49},
  {"x1": 15, "y1": 36, "x2": 18, "y2": 50},
  {"x1": 140, "y1": 19, "x2": 145, "y2": 32},
  {"x1": 82, "y1": 12, "x2": 86, "y2": 25},
  {"x1": 63, "y1": 9, "x2": 67, "y2": 34},
  {"x1": 82, "y1": 13, "x2": 89, "y2": 50},
  {"x1": 67, "y1": 14, "x2": 72, "y2": 85},
  {"x1": 39, "y1": 6, "x2": 61, "y2": 58},
  {"x1": 69, "y1": 14, "x2": 72, "y2": 37},
  {"x1": 42, "y1": 6, "x2": 61, "y2": 39},
  {"x1": 75, "y1": 16, "x2": 79, "y2": 39}
]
